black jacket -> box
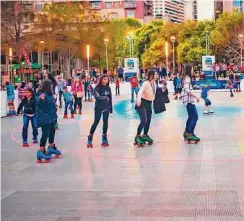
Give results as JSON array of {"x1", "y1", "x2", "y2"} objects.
[
  {"x1": 153, "y1": 88, "x2": 166, "y2": 114},
  {"x1": 94, "y1": 85, "x2": 113, "y2": 113},
  {"x1": 17, "y1": 96, "x2": 37, "y2": 115}
]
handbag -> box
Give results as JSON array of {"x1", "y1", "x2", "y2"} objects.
[
  {"x1": 162, "y1": 88, "x2": 170, "y2": 103},
  {"x1": 77, "y1": 91, "x2": 83, "y2": 98},
  {"x1": 153, "y1": 88, "x2": 166, "y2": 114}
]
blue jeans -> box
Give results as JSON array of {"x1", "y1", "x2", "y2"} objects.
[
  {"x1": 131, "y1": 87, "x2": 138, "y2": 101},
  {"x1": 64, "y1": 100, "x2": 74, "y2": 115},
  {"x1": 22, "y1": 114, "x2": 38, "y2": 142},
  {"x1": 185, "y1": 103, "x2": 198, "y2": 134}
]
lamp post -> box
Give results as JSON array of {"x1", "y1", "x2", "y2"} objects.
[
  {"x1": 165, "y1": 41, "x2": 169, "y2": 77},
  {"x1": 239, "y1": 34, "x2": 243, "y2": 67},
  {"x1": 205, "y1": 31, "x2": 210, "y2": 55},
  {"x1": 86, "y1": 45, "x2": 90, "y2": 73},
  {"x1": 40, "y1": 40, "x2": 45, "y2": 72},
  {"x1": 9, "y1": 47, "x2": 12, "y2": 82},
  {"x1": 171, "y1": 36, "x2": 176, "y2": 75},
  {"x1": 104, "y1": 39, "x2": 109, "y2": 72}
]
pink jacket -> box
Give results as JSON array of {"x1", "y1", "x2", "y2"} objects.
[{"x1": 71, "y1": 83, "x2": 83, "y2": 95}]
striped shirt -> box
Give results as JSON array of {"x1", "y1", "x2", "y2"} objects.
[{"x1": 182, "y1": 76, "x2": 195, "y2": 105}]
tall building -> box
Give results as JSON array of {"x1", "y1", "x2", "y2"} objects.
[
  {"x1": 153, "y1": 0, "x2": 186, "y2": 23},
  {"x1": 197, "y1": 0, "x2": 215, "y2": 20}
]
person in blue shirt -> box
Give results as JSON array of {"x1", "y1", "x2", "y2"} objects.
[
  {"x1": 36, "y1": 80, "x2": 61, "y2": 163},
  {"x1": 201, "y1": 82, "x2": 214, "y2": 114},
  {"x1": 6, "y1": 81, "x2": 16, "y2": 116},
  {"x1": 174, "y1": 73, "x2": 182, "y2": 100},
  {"x1": 63, "y1": 86, "x2": 74, "y2": 119},
  {"x1": 87, "y1": 74, "x2": 113, "y2": 148}
]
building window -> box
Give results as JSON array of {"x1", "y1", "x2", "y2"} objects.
[
  {"x1": 91, "y1": 2, "x2": 101, "y2": 9},
  {"x1": 110, "y1": 12, "x2": 119, "y2": 18},
  {"x1": 105, "y1": 2, "x2": 111, "y2": 8},
  {"x1": 126, "y1": 10, "x2": 135, "y2": 18}
]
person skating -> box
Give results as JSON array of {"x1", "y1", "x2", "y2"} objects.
[
  {"x1": 6, "y1": 81, "x2": 16, "y2": 116},
  {"x1": 71, "y1": 77, "x2": 84, "y2": 114},
  {"x1": 36, "y1": 80, "x2": 61, "y2": 163},
  {"x1": 17, "y1": 88, "x2": 38, "y2": 147},
  {"x1": 201, "y1": 83, "x2": 214, "y2": 115},
  {"x1": 57, "y1": 75, "x2": 66, "y2": 108},
  {"x1": 63, "y1": 86, "x2": 74, "y2": 119},
  {"x1": 87, "y1": 75, "x2": 113, "y2": 148},
  {"x1": 130, "y1": 73, "x2": 139, "y2": 102},
  {"x1": 134, "y1": 70, "x2": 157, "y2": 147},
  {"x1": 182, "y1": 64, "x2": 200, "y2": 143},
  {"x1": 115, "y1": 78, "x2": 120, "y2": 95}
]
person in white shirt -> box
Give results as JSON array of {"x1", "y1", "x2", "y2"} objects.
[{"x1": 134, "y1": 70, "x2": 158, "y2": 146}]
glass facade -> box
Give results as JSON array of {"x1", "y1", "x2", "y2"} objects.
[{"x1": 233, "y1": 0, "x2": 243, "y2": 12}]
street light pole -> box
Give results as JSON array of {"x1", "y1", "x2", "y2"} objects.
[
  {"x1": 239, "y1": 34, "x2": 243, "y2": 67},
  {"x1": 104, "y1": 39, "x2": 109, "y2": 72},
  {"x1": 171, "y1": 36, "x2": 176, "y2": 75},
  {"x1": 40, "y1": 41, "x2": 45, "y2": 72},
  {"x1": 86, "y1": 45, "x2": 90, "y2": 73},
  {"x1": 165, "y1": 41, "x2": 169, "y2": 77}
]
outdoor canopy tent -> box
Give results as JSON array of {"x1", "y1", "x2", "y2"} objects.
[{"x1": 12, "y1": 63, "x2": 41, "y2": 69}]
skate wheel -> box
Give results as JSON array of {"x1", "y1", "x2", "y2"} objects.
[
  {"x1": 195, "y1": 141, "x2": 198, "y2": 144},
  {"x1": 44, "y1": 159, "x2": 50, "y2": 163},
  {"x1": 140, "y1": 144, "x2": 144, "y2": 147},
  {"x1": 37, "y1": 159, "x2": 42, "y2": 163},
  {"x1": 55, "y1": 155, "x2": 60, "y2": 159},
  {"x1": 188, "y1": 141, "x2": 191, "y2": 144},
  {"x1": 133, "y1": 142, "x2": 136, "y2": 145},
  {"x1": 33, "y1": 141, "x2": 38, "y2": 144},
  {"x1": 148, "y1": 142, "x2": 152, "y2": 145}
]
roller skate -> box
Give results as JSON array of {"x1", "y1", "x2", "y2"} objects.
[
  {"x1": 22, "y1": 141, "x2": 29, "y2": 147},
  {"x1": 141, "y1": 134, "x2": 153, "y2": 145},
  {"x1": 87, "y1": 135, "x2": 93, "y2": 148},
  {"x1": 133, "y1": 136, "x2": 145, "y2": 147},
  {"x1": 183, "y1": 132, "x2": 187, "y2": 141},
  {"x1": 185, "y1": 134, "x2": 200, "y2": 144},
  {"x1": 47, "y1": 144, "x2": 61, "y2": 158},
  {"x1": 78, "y1": 110, "x2": 82, "y2": 115},
  {"x1": 230, "y1": 93, "x2": 234, "y2": 97},
  {"x1": 101, "y1": 134, "x2": 109, "y2": 147},
  {"x1": 203, "y1": 110, "x2": 209, "y2": 115},
  {"x1": 208, "y1": 110, "x2": 214, "y2": 115},
  {"x1": 33, "y1": 137, "x2": 38, "y2": 144},
  {"x1": 71, "y1": 113, "x2": 74, "y2": 119},
  {"x1": 36, "y1": 148, "x2": 51, "y2": 163},
  {"x1": 63, "y1": 114, "x2": 68, "y2": 119}
]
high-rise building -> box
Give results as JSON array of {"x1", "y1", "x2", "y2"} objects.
[{"x1": 153, "y1": 0, "x2": 186, "y2": 23}]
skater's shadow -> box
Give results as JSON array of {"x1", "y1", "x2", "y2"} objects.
[{"x1": 134, "y1": 145, "x2": 153, "y2": 157}]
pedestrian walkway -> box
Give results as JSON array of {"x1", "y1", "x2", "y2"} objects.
[{"x1": 1, "y1": 92, "x2": 244, "y2": 221}]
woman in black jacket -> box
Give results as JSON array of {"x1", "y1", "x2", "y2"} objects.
[
  {"x1": 17, "y1": 88, "x2": 38, "y2": 147},
  {"x1": 87, "y1": 74, "x2": 113, "y2": 148}
]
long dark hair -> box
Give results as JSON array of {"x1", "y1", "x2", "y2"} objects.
[
  {"x1": 20, "y1": 81, "x2": 26, "y2": 88},
  {"x1": 95, "y1": 74, "x2": 109, "y2": 88},
  {"x1": 39, "y1": 80, "x2": 53, "y2": 95},
  {"x1": 147, "y1": 69, "x2": 155, "y2": 81},
  {"x1": 182, "y1": 63, "x2": 193, "y2": 87},
  {"x1": 25, "y1": 88, "x2": 34, "y2": 98},
  {"x1": 48, "y1": 73, "x2": 57, "y2": 86}
]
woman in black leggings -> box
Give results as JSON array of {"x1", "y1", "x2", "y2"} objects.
[
  {"x1": 134, "y1": 70, "x2": 158, "y2": 146},
  {"x1": 87, "y1": 75, "x2": 113, "y2": 148}
]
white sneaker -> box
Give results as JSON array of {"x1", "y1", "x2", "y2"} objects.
[{"x1": 209, "y1": 110, "x2": 214, "y2": 114}]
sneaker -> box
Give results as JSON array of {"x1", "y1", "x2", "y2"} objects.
[{"x1": 203, "y1": 110, "x2": 209, "y2": 115}]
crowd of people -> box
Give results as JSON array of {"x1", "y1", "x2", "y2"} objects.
[{"x1": 3, "y1": 61, "x2": 243, "y2": 162}]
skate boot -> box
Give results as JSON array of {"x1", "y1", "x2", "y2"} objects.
[
  {"x1": 208, "y1": 110, "x2": 214, "y2": 115},
  {"x1": 71, "y1": 113, "x2": 75, "y2": 119},
  {"x1": 203, "y1": 110, "x2": 209, "y2": 115},
  {"x1": 134, "y1": 136, "x2": 145, "y2": 147},
  {"x1": 33, "y1": 137, "x2": 38, "y2": 144},
  {"x1": 230, "y1": 93, "x2": 234, "y2": 97},
  {"x1": 87, "y1": 135, "x2": 93, "y2": 148},
  {"x1": 78, "y1": 110, "x2": 82, "y2": 115},
  {"x1": 63, "y1": 114, "x2": 68, "y2": 119},
  {"x1": 141, "y1": 134, "x2": 153, "y2": 145},
  {"x1": 23, "y1": 141, "x2": 29, "y2": 147},
  {"x1": 185, "y1": 134, "x2": 200, "y2": 144},
  {"x1": 47, "y1": 145, "x2": 61, "y2": 158},
  {"x1": 183, "y1": 132, "x2": 188, "y2": 140},
  {"x1": 174, "y1": 96, "x2": 178, "y2": 100},
  {"x1": 101, "y1": 134, "x2": 109, "y2": 147},
  {"x1": 36, "y1": 148, "x2": 51, "y2": 163}
]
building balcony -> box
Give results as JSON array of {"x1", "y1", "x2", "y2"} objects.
[{"x1": 124, "y1": 1, "x2": 137, "y2": 9}]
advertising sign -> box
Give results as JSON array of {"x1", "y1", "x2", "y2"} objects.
[
  {"x1": 124, "y1": 58, "x2": 139, "y2": 81},
  {"x1": 202, "y1": 56, "x2": 215, "y2": 72}
]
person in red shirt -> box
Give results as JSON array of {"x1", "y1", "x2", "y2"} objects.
[
  {"x1": 115, "y1": 78, "x2": 120, "y2": 95},
  {"x1": 130, "y1": 73, "x2": 139, "y2": 102}
]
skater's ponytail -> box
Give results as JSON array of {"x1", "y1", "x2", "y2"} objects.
[{"x1": 147, "y1": 69, "x2": 156, "y2": 81}]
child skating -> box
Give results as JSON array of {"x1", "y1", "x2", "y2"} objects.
[
  {"x1": 182, "y1": 64, "x2": 200, "y2": 143},
  {"x1": 36, "y1": 80, "x2": 61, "y2": 163},
  {"x1": 87, "y1": 74, "x2": 113, "y2": 148},
  {"x1": 17, "y1": 88, "x2": 38, "y2": 147},
  {"x1": 134, "y1": 70, "x2": 157, "y2": 147},
  {"x1": 201, "y1": 83, "x2": 214, "y2": 115},
  {"x1": 63, "y1": 86, "x2": 74, "y2": 119}
]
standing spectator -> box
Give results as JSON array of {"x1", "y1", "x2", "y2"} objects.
[
  {"x1": 57, "y1": 75, "x2": 66, "y2": 108},
  {"x1": 118, "y1": 66, "x2": 124, "y2": 82},
  {"x1": 216, "y1": 63, "x2": 220, "y2": 80},
  {"x1": 115, "y1": 78, "x2": 120, "y2": 95},
  {"x1": 130, "y1": 73, "x2": 139, "y2": 103},
  {"x1": 63, "y1": 86, "x2": 74, "y2": 119},
  {"x1": 223, "y1": 63, "x2": 227, "y2": 79},
  {"x1": 71, "y1": 77, "x2": 84, "y2": 114},
  {"x1": 18, "y1": 81, "x2": 27, "y2": 101},
  {"x1": 84, "y1": 76, "x2": 91, "y2": 101},
  {"x1": 6, "y1": 81, "x2": 15, "y2": 104},
  {"x1": 212, "y1": 63, "x2": 216, "y2": 80}
]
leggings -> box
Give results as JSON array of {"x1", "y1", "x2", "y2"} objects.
[
  {"x1": 89, "y1": 109, "x2": 109, "y2": 135},
  {"x1": 40, "y1": 121, "x2": 55, "y2": 147},
  {"x1": 74, "y1": 95, "x2": 82, "y2": 112},
  {"x1": 137, "y1": 99, "x2": 152, "y2": 136}
]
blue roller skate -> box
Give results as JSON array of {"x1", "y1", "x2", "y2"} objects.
[
  {"x1": 32, "y1": 137, "x2": 38, "y2": 144},
  {"x1": 36, "y1": 148, "x2": 51, "y2": 163},
  {"x1": 47, "y1": 145, "x2": 61, "y2": 158},
  {"x1": 87, "y1": 135, "x2": 93, "y2": 148},
  {"x1": 101, "y1": 134, "x2": 109, "y2": 147}
]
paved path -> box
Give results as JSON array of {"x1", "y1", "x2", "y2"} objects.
[{"x1": 1, "y1": 91, "x2": 244, "y2": 221}]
